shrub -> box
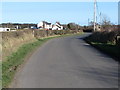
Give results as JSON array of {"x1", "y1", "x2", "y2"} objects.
[{"x1": 87, "y1": 30, "x2": 118, "y2": 44}]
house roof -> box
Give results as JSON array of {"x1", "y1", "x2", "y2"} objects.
[{"x1": 43, "y1": 21, "x2": 52, "y2": 25}]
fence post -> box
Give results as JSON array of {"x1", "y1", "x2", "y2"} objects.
[
  {"x1": 116, "y1": 35, "x2": 120, "y2": 46},
  {"x1": 32, "y1": 30, "x2": 35, "y2": 37},
  {"x1": 46, "y1": 30, "x2": 48, "y2": 37}
]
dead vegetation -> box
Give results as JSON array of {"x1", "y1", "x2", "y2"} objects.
[{"x1": 1, "y1": 29, "x2": 82, "y2": 61}]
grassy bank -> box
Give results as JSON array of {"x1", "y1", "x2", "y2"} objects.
[
  {"x1": 84, "y1": 34, "x2": 120, "y2": 62},
  {"x1": 2, "y1": 30, "x2": 35, "y2": 61},
  {"x1": 2, "y1": 33, "x2": 83, "y2": 88},
  {"x1": 2, "y1": 30, "x2": 82, "y2": 61}
]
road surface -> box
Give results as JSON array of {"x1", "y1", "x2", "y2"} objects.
[{"x1": 11, "y1": 33, "x2": 118, "y2": 88}]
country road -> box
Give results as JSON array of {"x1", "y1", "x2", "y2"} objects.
[{"x1": 11, "y1": 33, "x2": 118, "y2": 88}]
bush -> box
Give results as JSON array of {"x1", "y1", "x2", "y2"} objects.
[{"x1": 87, "y1": 31, "x2": 118, "y2": 44}]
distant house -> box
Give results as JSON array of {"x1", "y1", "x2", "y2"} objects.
[
  {"x1": 52, "y1": 22, "x2": 63, "y2": 30},
  {"x1": 37, "y1": 21, "x2": 63, "y2": 30},
  {"x1": 96, "y1": 24, "x2": 101, "y2": 31},
  {"x1": 37, "y1": 21, "x2": 52, "y2": 30},
  {"x1": 30, "y1": 26, "x2": 37, "y2": 29},
  {"x1": 0, "y1": 28, "x2": 10, "y2": 32}
]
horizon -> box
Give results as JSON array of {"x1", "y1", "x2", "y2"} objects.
[{"x1": 2, "y1": 2, "x2": 118, "y2": 26}]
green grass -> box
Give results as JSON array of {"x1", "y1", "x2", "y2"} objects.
[
  {"x1": 2, "y1": 32, "x2": 83, "y2": 88},
  {"x1": 2, "y1": 38, "x2": 50, "y2": 88},
  {"x1": 84, "y1": 38, "x2": 120, "y2": 61}
]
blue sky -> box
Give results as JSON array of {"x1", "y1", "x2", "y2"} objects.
[{"x1": 2, "y1": 2, "x2": 118, "y2": 25}]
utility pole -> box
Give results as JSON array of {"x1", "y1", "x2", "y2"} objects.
[
  {"x1": 88, "y1": 18, "x2": 89, "y2": 26},
  {"x1": 94, "y1": 0, "x2": 96, "y2": 32},
  {"x1": 28, "y1": 24, "x2": 29, "y2": 29},
  {"x1": 100, "y1": 12, "x2": 102, "y2": 25}
]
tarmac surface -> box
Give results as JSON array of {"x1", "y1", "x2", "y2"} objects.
[{"x1": 11, "y1": 33, "x2": 118, "y2": 88}]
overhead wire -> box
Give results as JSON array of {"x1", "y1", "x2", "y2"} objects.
[{"x1": 96, "y1": 1, "x2": 101, "y2": 24}]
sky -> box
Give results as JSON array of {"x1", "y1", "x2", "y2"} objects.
[
  {"x1": 118, "y1": 2, "x2": 120, "y2": 25},
  {"x1": 1, "y1": 1, "x2": 118, "y2": 26}
]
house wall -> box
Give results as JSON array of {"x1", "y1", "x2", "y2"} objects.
[
  {"x1": 52, "y1": 26, "x2": 58, "y2": 30},
  {"x1": 52, "y1": 25, "x2": 63, "y2": 30},
  {"x1": 45, "y1": 24, "x2": 52, "y2": 30},
  {"x1": 0, "y1": 28, "x2": 10, "y2": 32},
  {"x1": 37, "y1": 22, "x2": 44, "y2": 28}
]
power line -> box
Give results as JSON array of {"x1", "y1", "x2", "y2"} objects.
[
  {"x1": 96, "y1": 1, "x2": 101, "y2": 24},
  {"x1": 96, "y1": 1, "x2": 100, "y2": 16},
  {"x1": 94, "y1": 0, "x2": 96, "y2": 31}
]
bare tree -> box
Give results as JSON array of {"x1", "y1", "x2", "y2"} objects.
[{"x1": 101, "y1": 14, "x2": 112, "y2": 31}]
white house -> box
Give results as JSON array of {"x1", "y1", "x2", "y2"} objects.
[
  {"x1": 52, "y1": 22, "x2": 63, "y2": 30},
  {"x1": 37, "y1": 21, "x2": 52, "y2": 30},
  {"x1": 37, "y1": 21, "x2": 63, "y2": 30},
  {"x1": 37, "y1": 21, "x2": 44, "y2": 28},
  {"x1": 0, "y1": 28, "x2": 10, "y2": 32}
]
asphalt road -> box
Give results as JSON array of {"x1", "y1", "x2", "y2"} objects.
[{"x1": 11, "y1": 33, "x2": 118, "y2": 88}]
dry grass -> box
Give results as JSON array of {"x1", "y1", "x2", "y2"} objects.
[
  {"x1": 2, "y1": 29, "x2": 82, "y2": 61},
  {"x1": 2, "y1": 30, "x2": 35, "y2": 61}
]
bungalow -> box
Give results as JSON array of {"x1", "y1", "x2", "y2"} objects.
[{"x1": 0, "y1": 28, "x2": 10, "y2": 32}]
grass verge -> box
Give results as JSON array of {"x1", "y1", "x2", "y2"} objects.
[
  {"x1": 84, "y1": 38, "x2": 120, "y2": 62},
  {"x1": 2, "y1": 32, "x2": 83, "y2": 88}
]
